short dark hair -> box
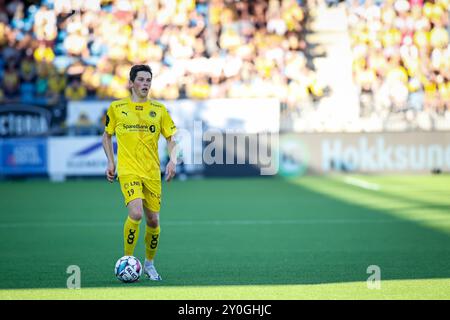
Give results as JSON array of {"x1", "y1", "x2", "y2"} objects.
[{"x1": 129, "y1": 65, "x2": 153, "y2": 82}]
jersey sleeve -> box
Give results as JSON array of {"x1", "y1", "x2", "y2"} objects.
[
  {"x1": 105, "y1": 103, "x2": 116, "y2": 135},
  {"x1": 161, "y1": 106, "x2": 177, "y2": 139}
]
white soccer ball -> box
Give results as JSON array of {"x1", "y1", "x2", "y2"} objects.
[{"x1": 114, "y1": 255, "x2": 142, "y2": 283}]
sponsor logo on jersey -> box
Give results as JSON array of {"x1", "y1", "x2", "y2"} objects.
[
  {"x1": 122, "y1": 111, "x2": 128, "y2": 116},
  {"x1": 123, "y1": 124, "x2": 149, "y2": 131}
]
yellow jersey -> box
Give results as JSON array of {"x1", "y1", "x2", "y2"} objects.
[{"x1": 105, "y1": 97, "x2": 177, "y2": 180}]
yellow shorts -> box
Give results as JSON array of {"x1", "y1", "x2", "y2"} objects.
[{"x1": 118, "y1": 175, "x2": 161, "y2": 212}]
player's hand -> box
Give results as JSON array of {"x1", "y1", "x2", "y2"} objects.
[
  {"x1": 165, "y1": 160, "x2": 176, "y2": 182},
  {"x1": 106, "y1": 162, "x2": 116, "y2": 182}
]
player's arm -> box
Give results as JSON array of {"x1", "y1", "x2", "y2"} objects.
[
  {"x1": 161, "y1": 105, "x2": 178, "y2": 182},
  {"x1": 103, "y1": 106, "x2": 116, "y2": 182},
  {"x1": 102, "y1": 131, "x2": 115, "y2": 182},
  {"x1": 164, "y1": 135, "x2": 177, "y2": 182}
]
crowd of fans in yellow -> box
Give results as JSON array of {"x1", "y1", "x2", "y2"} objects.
[
  {"x1": 1, "y1": 0, "x2": 324, "y2": 115},
  {"x1": 348, "y1": 0, "x2": 449, "y2": 118},
  {"x1": 2, "y1": 0, "x2": 448, "y2": 130}
]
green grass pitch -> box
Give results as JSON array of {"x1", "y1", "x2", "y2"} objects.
[{"x1": 0, "y1": 175, "x2": 449, "y2": 299}]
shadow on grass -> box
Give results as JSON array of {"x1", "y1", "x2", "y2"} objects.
[{"x1": 0, "y1": 176, "x2": 449, "y2": 289}]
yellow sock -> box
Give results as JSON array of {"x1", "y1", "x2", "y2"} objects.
[
  {"x1": 145, "y1": 225, "x2": 161, "y2": 261},
  {"x1": 123, "y1": 216, "x2": 141, "y2": 256}
]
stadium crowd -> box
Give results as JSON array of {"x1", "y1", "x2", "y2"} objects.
[
  {"x1": 347, "y1": 0, "x2": 449, "y2": 125},
  {"x1": 0, "y1": 0, "x2": 325, "y2": 114},
  {"x1": 1, "y1": 0, "x2": 449, "y2": 131}
]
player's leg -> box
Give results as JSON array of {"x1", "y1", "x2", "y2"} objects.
[
  {"x1": 142, "y1": 179, "x2": 162, "y2": 280},
  {"x1": 143, "y1": 207, "x2": 162, "y2": 280},
  {"x1": 119, "y1": 176, "x2": 145, "y2": 256},
  {"x1": 143, "y1": 207, "x2": 160, "y2": 263},
  {"x1": 124, "y1": 198, "x2": 144, "y2": 256}
]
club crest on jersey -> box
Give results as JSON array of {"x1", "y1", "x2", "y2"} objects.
[{"x1": 150, "y1": 111, "x2": 157, "y2": 118}]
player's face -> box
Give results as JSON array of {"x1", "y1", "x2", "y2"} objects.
[{"x1": 131, "y1": 71, "x2": 152, "y2": 98}]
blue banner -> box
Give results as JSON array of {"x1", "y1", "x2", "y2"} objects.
[{"x1": 0, "y1": 138, "x2": 48, "y2": 175}]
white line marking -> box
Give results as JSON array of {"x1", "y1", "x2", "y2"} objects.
[
  {"x1": 344, "y1": 177, "x2": 380, "y2": 191},
  {"x1": 0, "y1": 217, "x2": 449, "y2": 228}
]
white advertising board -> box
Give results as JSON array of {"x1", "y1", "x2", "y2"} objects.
[{"x1": 67, "y1": 98, "x2": 280, "y2": 133}]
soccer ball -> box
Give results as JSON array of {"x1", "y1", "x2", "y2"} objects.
[{"x1": 114, "y1": 256, "x2": 142, "y2": 283}]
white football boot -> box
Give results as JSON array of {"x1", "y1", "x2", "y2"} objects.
[{"x1": 144, "y1": 260, "x2": 162, "y2": 281}]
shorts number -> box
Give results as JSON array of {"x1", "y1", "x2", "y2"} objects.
[
  {"x1": 150, "y1": 125, "x2": 155, "y2": 133},
  {"x1": 127, "y1": 189, "x2": 134, "y2": 197}
]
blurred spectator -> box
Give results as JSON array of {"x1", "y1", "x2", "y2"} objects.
[
  {"x1": 3, "y1": 60, "x2": 20, "y2": 98},
  {"x1": 76, "y1": 111, "x2": 92, "y2": 126},
  {"x1": 65, "y1": 78, "x2": 87, "y2": 100},
  {"x1": 73, "y1": 111, "x2": 96, "y2": 135},
  {"x1": 20, "y1": 53, "x2": 36, "y2": 82},
  {"x1": 33, "y1": 3, "x2": 57, "y2": 43},
  {"x1": 35, "y1": 61, "x2": 50, "y2": 97},
  {"x1": 47, "y1": 67, "x2": 66, "y2": 99}
]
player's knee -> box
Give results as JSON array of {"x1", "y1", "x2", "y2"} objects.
[
  {"x1": 128, "y1": 206, "x2": 143, "y2": 221},
  {"x1": 149, "y1": 220, "x2": 159, "y2": 228},
  {"x1": 147, "y1": 214, "x2": 159, "y2": 228}
]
